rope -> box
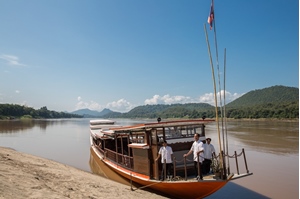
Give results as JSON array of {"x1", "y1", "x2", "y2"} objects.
[
  {"x1": 174, "y1": 155, "x2": 206, "y2": 163},
  {"x1": 131, "y1": 180, "x2": 163, "y2": 191},
  {"x1": 215, "y1": 151, "x2": 244, "y2": 159}
]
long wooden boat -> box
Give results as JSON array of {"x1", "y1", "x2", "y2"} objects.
[{"x1": 89, "y1": 119, "x2": 252, "y2": 199}]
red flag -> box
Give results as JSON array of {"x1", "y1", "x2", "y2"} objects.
[{"x1": 207, "y1": 0, "x2": 214, "y2": 30}]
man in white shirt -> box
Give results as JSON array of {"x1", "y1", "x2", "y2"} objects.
[
  {"x1": 183, "y1": 133, "x2": 204, "y2": 180},
  {"x1": 156, "y1": 140, "x2": 173, "y2": 180},
  {"x1": 203, "y1": 138, "x2": 215, "y2": 174}
]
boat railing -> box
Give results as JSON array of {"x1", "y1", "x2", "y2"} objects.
[
  {"x1": 155, "y1": 156, "x2": 195, "y2": 181},
  {"x1": 104, "y1": 147, "x2": 134, "y2": 170},
  {"x1": 225, "y1": 148, "x2": 249, "y2": 175},
  {"x1": 95, "y1": 145, "x2": 105, "y2": 154},
  {"x1": 213, "y1": 148, "x2": 250, "y2": 178},
  {"x1": 173, "y1": 156, "x2": 202, "y2": 181},
  {"x1": 157, "y1": 148, "x2": 250, "y2": 181}
]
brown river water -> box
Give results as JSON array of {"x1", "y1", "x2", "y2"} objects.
[{"x1": 0, "y1": 118, "x2": 298, "y2": 199}]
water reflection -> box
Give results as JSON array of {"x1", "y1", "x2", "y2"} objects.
[
  {"x1": 0, "y1": 119, "x2": 89, "y2": 133},
  {"x1": 0, "y1": 119, "x2": 37, "y2": 133},
  {"x1": 225, "y1": 120, "x2": 299, "y2": 155}
]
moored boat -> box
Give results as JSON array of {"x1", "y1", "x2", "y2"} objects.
[
  {"x1": 89, "y1": 119, "x2": 122, "y2": 140},
  {"x1": 89, "y1": 119, "x2": 252, "y2": 199}
]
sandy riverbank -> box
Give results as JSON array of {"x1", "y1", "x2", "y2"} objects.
[{"x1": 0, "y1": 147, "x2": 168, "y2": 199}]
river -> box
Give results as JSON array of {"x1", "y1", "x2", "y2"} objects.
[{"x1": 0, "y1": 118, "x2": 298, "y2": 199}]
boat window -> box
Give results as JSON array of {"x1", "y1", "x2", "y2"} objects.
[
  {"x1": 151, "y1": 129, "x2": 157, "y2": 144},
  {"x1": 176, "y1": 126, "x2": 203, "y2": 137},
  {"x1": 130, "y1": 131, "x2": 145, "y2": 144},
  {"x1": 165, "y1": 126, "x2": 182, "y2": 139},
  {"x1": 156, "y1": 128, "x2": 164, "y2": 143}
]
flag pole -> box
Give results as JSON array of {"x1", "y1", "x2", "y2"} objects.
[
  {"x1": 212, "y1": 0, "x2": 226, "y2": 162},
  {"x1": 204, "y1": 24, "x2": 223, "y2": 171},
  {"x1": 223, "y1": 48, "x2": 230, "y2": 174},
  {"x1": 207, "y1": 0, "x2": 227, "y2": 178}
]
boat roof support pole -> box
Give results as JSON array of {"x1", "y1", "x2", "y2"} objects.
[{"x1": 121, "y1": 135, "x2": 124, "y2": 155}]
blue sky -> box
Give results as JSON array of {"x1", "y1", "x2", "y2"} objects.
[{"x1": 0, "y1": 0, "x2": 298, "y2": 113}]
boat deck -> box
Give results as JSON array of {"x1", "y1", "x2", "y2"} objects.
[
  {"x1": 159, "y1": 172, "x2": 252, "y2": 182},
  {"x1": 160, "y1": 173, "x2": 222, "y2": 182}
]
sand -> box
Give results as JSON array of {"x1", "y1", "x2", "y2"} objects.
[{"x1": 0, "y1": 147, "x2": 168, "y2": 199}]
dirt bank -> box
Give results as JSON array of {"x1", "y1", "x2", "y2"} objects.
[{"x1": 0, "y1": 147, "x2": 168, "y2": 199}]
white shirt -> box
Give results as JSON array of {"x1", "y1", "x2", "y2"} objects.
[
  {"x1": 203, "y1": 143, "x2": 215, "y2": 159},
  {"x1": 190, "y1": 140, "x2": 204, "y2": 163},
  {"x1": 158, "y1": 146, "x2": 173, "y2": 163}
]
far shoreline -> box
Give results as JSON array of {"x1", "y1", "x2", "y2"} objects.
[{"x1": 0, "y1": 117, "x2": 298, "y2": 122}]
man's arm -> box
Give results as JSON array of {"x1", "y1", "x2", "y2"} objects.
[
  {"x1": 183, "y1": 150, "x2": 192, "y2": 157},
  {"x1": 155, "y1": 154, "x2": 161, "y2": 162}
]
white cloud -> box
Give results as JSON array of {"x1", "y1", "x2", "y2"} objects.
[
  {"x1": 145, "y1": 91, "x2": 244, "y2": 106},
  {"x1": 15, "y1": 90, "x2": 20, "y2": 94},
  {"x1": 75, "y1": 100, "x2": 103, "y2": 111},
  {"x1": 0, "y1": 54, "x2": 27, "y2": 66},
  {"x1": 106, "y1": 99, "x2": 134, "y2": 112},
  {"x1": 75, "y1": 97, "x2": 133, "y2": 113},
  {"x1": 199, "y1": 90, "x2": 244, "y2": 106},
  {"x1": 74, "y1": 90, "x2": 244, "y2": 113},
  {"x1": 145, "y1": 94, "x2": 194, "y2": 105}
]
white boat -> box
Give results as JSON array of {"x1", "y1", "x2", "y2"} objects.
[{"x1": 90, "y1": 119, "x2": 115, "y2": 125}]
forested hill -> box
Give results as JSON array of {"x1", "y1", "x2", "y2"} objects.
[
  {"x1": 125, "y1": 103, "x2": 214, "y2": 118},
  {"x1": 103, "y1": 85, "x2": 299, "y2": 119},
  {"x1": 227, "y1": 85, "x2": 298, "y2": 107}
]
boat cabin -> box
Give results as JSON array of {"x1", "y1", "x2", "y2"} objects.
[{"x1": 93, "y1": 119, "x2": 213, "y2": 180}]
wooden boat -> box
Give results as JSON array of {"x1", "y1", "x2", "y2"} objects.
[
  {"x1": 89, "y1": 119, "x2": 122, "y2": 139},
  {"x1": 89, "y1": 119, "x2": 252, "y2": 199}
]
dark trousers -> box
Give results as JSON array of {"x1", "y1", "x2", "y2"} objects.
[
  {"x1": 161, "y1": 163, "x2": 173, "y2": 180},
  {"x1": 194, "y1": 161, "x2": 203, "y2": 179},
  {"x1": 203, "y1": 159, "x2": 212, "y2": 174}
]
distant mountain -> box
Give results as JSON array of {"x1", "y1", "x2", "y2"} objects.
[
  {"x1": 102, "y1": 103, "x2": 215, "y2": 119},
  {"x1": 227, "y1": 85, "x2": 299, "y2": 107},
  {"x1": 73, "y1": 85, "x2": 299, "y2": 119},
  {"x1": 71, "y1": 108, "x2": 114, "y2": 118}
]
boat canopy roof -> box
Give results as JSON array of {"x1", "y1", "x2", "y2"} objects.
[
  {"x1": 109, "y1": 119, "x2": 214, "y2": 133},
  {"x1": 90, "y1": 119, "x2": 115, "y2": 125}
]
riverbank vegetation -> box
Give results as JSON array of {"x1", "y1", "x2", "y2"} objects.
[
  {"x1": 102, "y1": 101, "x2": 298, "y2": 119},
  {"x1": 0, "y1": 85, "x2": 298, "y2": 120},
  {"x1": 0, "y1": 104, "x2": 82, "y2": 119}
]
